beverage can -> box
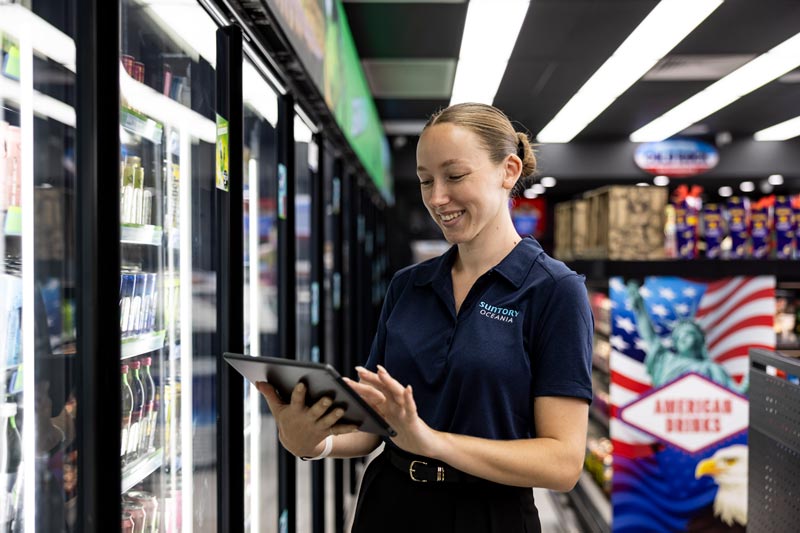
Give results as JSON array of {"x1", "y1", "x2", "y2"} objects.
[
  {"x1": 126, "y1": 491, "x2": 159, "y2": 533},
  {"x1": 121, "y1": 55, "x2": 135, "y2": 77},
  {"x1": 137, "y1": 273, "x2": 152, "y2": 335},
  {"x1": 143, "y1": 189, "x2": 152, "y2": 226},
  {"x1": 120, "y1": 273, "x2": 136, "y2": 336},
  {"x1": 122, "y1": 501, "x2": 147, "y2": 533},
  {"x1": 129, "y1": 273, "x2": 146, "y2": 336},
  {"x1": 121, "y1": 512, "x2": 134, "y2": 533},
  {"x1": 134, "y1": 167, "x2": 145, "y2": 224},
  {"x1": 133, "y1": 61, "x2": 145, "y2": 83}
]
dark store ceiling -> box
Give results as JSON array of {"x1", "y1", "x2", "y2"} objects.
[{"x1": 342, "y1": 0, "x2": 800, "y2": 142}]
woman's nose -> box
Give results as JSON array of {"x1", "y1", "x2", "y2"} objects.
[{"x1": 428, "y1": 180, "x2": 448, "y2": 206}]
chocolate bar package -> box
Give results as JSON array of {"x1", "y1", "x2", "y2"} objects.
[
  {"x1": 726, "y1": 196, "x2": 750, "y2": 259},
  {"x1": 702, "y1": 203, "x2": 725, "y2": 259},
  {"x1": 774, "y1": 195, "x2": 796, "y2": 259},
  {"x1": 673, "y1": 186, "x2": 702, "y2": 259},
  {"x1": 750, "y1": 196, "x2": 772, "y2": 259}
]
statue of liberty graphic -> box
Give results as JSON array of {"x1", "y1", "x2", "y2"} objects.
[{"x1": 626, "y1": 280, "x2": 748, "y2": 394}]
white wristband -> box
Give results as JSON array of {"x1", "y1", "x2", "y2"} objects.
[{"x1": 301, "y1": 435, "x2": 333, "y2": 461}]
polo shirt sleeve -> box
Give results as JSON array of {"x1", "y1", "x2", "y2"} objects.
[
  {"x1": 364, "y1": 271, "x2": 402, "y2": 373},
  {"x1": 530, "y1": 273, "x2": 593, "y2": 402}
]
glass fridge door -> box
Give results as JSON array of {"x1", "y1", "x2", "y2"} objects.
[
  {"x1": 1, "y1": 1, "x2": 78, "y2": 531},
  {"x1": 241, "y1": 57, "x2": 279, "y2": 533},
  {"x1": 119, "y1": 1, "x2": 218, "y2": 530}
]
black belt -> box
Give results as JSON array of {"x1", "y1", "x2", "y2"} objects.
[{"x1": 386, "y1": 448, "x2": 481, "y2": 484}]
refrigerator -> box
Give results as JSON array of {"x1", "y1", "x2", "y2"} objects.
[{"x1": 0, "y1": 0, "x2": 268, "y2": 530}]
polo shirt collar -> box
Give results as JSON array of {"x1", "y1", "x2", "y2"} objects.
[{"x1": 414, "y1": 236, "x2": 543, "y2": 289}]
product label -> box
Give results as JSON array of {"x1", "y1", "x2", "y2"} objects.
[
  {"x1": 702, "y1": 204, "x2": 724, "y2": 259},
  {"x1": 675, "y1": 202, "x2": 699, "y2": 259},
  {"x1": 727, "y1": 197, "x2": 749, "y2": 258},
  {"x1": 751, "y1": 206, "x2": 770, "y2": 258},
  {"x1": 216, "y1": 114, "x2": 229, "y2": 192},
  {"x1": 774, "y1": 196, "x2": 796, "y2": 259}
]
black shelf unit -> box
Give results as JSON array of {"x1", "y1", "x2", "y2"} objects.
[{"x1": 567, "y1": 259, "x2": 800, "y2": 281}]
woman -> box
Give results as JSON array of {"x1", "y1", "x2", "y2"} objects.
[{"x1": 258, "y1": 103, "x2": 593, "y2": 532}]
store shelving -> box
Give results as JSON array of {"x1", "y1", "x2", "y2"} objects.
[
  {"x1": 121, "y1": 330, "x2": 165, "y2": 359},
  {"x1": 568, "y1": 259, "x2": 800, "y2": 280},
  {"x1": 120, "y1": 224, "x2": 164, "y2": 246},
  {"x1": 121, "y1": 447, "x2": 164, "y2": 494},
  {"x1": 568, "y1": 471, "x2": 612, "y2": 533}
]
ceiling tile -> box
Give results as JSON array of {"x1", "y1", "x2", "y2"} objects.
[
  {"x1": 363, "y1": 59, "x2": 455, "y2": 98},
  {"x1": 643, "y1": 55, "x2": 756, "y2": 81}
]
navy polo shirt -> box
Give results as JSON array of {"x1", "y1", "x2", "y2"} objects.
[{"x1": 365, "y1": 237, "x2": 593, "y2": 441}]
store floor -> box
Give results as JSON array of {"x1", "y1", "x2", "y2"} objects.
[{"x1": 255, "y1": 414, "x2": 583, "y2": 533}]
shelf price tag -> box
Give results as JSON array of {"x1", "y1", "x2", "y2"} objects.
[{"x1": 215, "y1": 114, "x2": 229, "y2": 192}]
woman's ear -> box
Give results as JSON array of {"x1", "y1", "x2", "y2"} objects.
[{"x1": 502, "y1": 153, "x2": 522, "y2": 191}]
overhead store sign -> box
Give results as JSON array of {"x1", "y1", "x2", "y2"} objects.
[
  {"x1": 263, "y1": 0, "x2": 393, "y2": 202},
  {"x1": 634, "y1": 139, "x2": 719, "y2": 177}
]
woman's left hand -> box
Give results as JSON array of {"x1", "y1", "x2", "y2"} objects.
[{"x1": 343, "y1": 365, "x2": 443, "y2": 458}]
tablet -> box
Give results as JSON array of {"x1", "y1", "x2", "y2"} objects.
[{"x1": 223, "y1": 353, "x2": 396, "y2": 438}]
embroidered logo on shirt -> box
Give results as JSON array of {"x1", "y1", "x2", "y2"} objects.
[{"x1": 478, "y1": 301, "x2": 519, "y2": 323}]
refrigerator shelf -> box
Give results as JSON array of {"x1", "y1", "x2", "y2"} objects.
[
  {"x1": 121, "y1": 105, "x2": 164, "y2": 145},
  {"x1": 122, "y1": 330, "x2": 166, "y2": 359},
  {"x1": 121, "y1": 447, "x2": 163, "y2": 494},
  {"x1": 121, "y1": 223, "x2": 163, "y2": 246}
]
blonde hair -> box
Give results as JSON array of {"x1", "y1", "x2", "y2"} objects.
[{"x1": 423, "y1": 103, "x2": 536, "y2": 196}]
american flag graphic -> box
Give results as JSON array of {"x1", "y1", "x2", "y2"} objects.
[{"x1": 608, "y1": 276, "x2": 775, "y2": 533}]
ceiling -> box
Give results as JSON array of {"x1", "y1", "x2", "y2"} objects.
[{"x1": 343, "y1": 0, "x2": 800, "y2": 165}]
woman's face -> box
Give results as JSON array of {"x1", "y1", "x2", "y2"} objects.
[{"x1": 416, "y1": 123, "x2": 518, "y2": 244}]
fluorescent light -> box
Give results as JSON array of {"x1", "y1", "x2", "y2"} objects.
[
  {"x1": 243, "y1": 61, "x2": 278, "y2": 127},
  {"x1": 450, "y1": 0, "x2": 530, "y2": 105},
  {"x1": 120, "y1": 65, "x2": 215, "y2": 143},
  {"x1": 0, "y1": 4, "x2": 76, "y2": 72},
  {"x1": 754, "y1": 115, "x2": 800, "y2": 141},
  {"x1": 540, "y1": 176, "x2": 557, "y2": 188},
  {"x1": 768, "y1": 174, "x2": 784, "y2": 185},
  {"x1": 718, "y1": 186, "x2": 733, "y2": 197},
  {"x1": 294, "y1": 115, "x2": 313, "y2": 143},
  {"x1": 531, "y1": 183, "x2": 545, "y2": 195},
  {"x1": 142, "y1": 0, "x2": 217, "y2": 67},
  {"x1": 636, "y1": 182, "x2": 650, "y2": 187},
  {"x1": 653, "y1": 175, "x2": 670, "y2": 186},
  {"x1": 739, "y1": 181, "x2": 755, "y2": 193},
  {"x1": 537, "y1": 0, "x2": 722, "y2": 143},
  {"x1": 632, "y1": 31, "x2": 800, "y2": 142}
]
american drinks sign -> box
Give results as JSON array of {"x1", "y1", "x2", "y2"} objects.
[{"x1": 619, "y1": 372, "x2": 749, "y2": 454}]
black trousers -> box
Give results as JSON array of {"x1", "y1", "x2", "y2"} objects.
[{"x1": 351, "y1": 451, "x2": 542, "y2": 533}]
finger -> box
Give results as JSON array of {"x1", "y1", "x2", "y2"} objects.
[
  {"x1": 353, "y1": 370, "x2": 393, "y2": 402},
  {"x1": 330, "y1": 424, "x2": 360, "y2": 436},
  {"x1": 344, "y1": 378, "x2": 387, "y2": 408},
  {"x1": 256, "y1": 382, "x2": 284, "y2": 414},
  {"x1": 317, "y1": 407, "x2": 346, "y2": 428},
  {"x1": 404, "y1": 385, "x2": 418, "y2": 417},
  {"x1": 377, "y1": 365, "x2": 407, "y2": 404},
  {"x1": 308, "y1": 396, "x2": 334, "y2": 419},
  {"x1": 290, "y1": 382, "x2": 307, "y2": 408}
]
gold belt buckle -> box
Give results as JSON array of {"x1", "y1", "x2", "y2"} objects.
[
  {"x1": 409, "y1": 460, "x2": 446, "y2": 482},
  {"x1": 409, "y1": 460, "x2": 427, "y2": 482}
]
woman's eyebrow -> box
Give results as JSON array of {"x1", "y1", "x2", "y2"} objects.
[{"x1": 417, "y1": 159, "x2": 466, "y2": 172}]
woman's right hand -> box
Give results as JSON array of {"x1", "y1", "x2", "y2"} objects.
[{"x1": 256, "y1": 381, "x2": 359, "y2": 458}]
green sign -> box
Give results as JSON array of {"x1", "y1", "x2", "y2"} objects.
[
  {"x1": 263, "y1": 0, "x2": 393, "y2": 201},
  {"x1": 216, "y1": 114, "x2": 230, "y2": 192}
]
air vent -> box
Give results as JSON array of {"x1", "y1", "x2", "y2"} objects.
[
  {"x1": 362, "y1": 59, "x2": 456, "y2": 99},
  {"x1": 643, "y1": 54, "x2": 755, "y2": 81}
]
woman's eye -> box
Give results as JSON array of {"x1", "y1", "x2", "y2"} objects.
[
  {"x1": 419, "y1": 180, "x2": 433, "y2": 187},
  {"x1": 448, "y1": 174, "x2": 466, "y2": 181}
]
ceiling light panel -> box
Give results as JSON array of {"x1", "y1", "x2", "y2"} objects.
[
  {"x1": 536, "y1": 0, "x2": 722, "y2": 143},
  {"x1": 754, "y1": 115, "x2": 800, "y2": 141},
  {"x1": 450, "y1": 0, "x2": 530, "y2": 106},
  {"x1": 631, "y1": 31, "x2": 800, "y2": 142}
]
